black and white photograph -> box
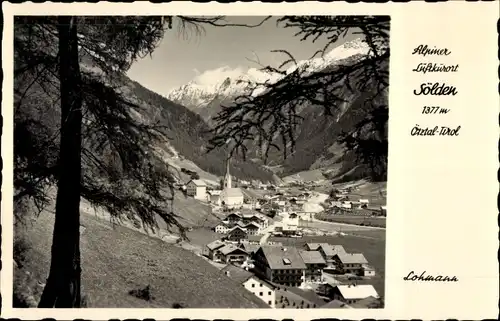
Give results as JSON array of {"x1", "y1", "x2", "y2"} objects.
[{"x1": 12, "y1": 15, "x2": 389, "y2": 309}]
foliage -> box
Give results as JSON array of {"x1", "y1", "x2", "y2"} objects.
[{"x1": 208, "y1": 16, "x2": 390, "y2": 181}]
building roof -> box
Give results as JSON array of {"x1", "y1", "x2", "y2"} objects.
[
  {"x1": 321, "y1": 244, "x2": 347, "y2": 257},
  {"x1": 222, "y1": 187, "x2": 244, "y2": 198},
  {"x1": 240, "y1": 243, "x2": 260, "y2": 253},
  {"x1": 299, "y1": 250, "x2": 326, "y2": 265},
  {"x1": 336, "y1": 253, "x2": 368, "y2": 264},
  {"x1": 216, "y1": 221, "x2": 230, "y2": 228},
  {"x1": 273, "y1": 284, "x2": 324, "y2": 308},
  {"x1": 348, "y1": 296, "x2": 381, "y2": 308},
  {"x1": 336, "y1": 284, "x2": 379, "y2": 300},
  {"x1": 320, "y1": 299, "x2": 352, "y2": 309},
  {"x1": 209, "y1": 190, "x2": 222, "y2": 196},
  {"x1": 188, "y1": 179, "x2": 207, "y2": 187},
  {"x1": 244, "y1": 222, "x2": 261, "y2": 229},
  {"x1": 228, "y1": 226, "x2": 247, "y2": 234},
  {"x1": 304, "y1": 243, "x2": 322, "y2": 251},
  {"x1": 259, "y1": 246, "x2": 307, "y2": 270},
  {"x1": 219, "y1": 244, "x2": 248, "y2": 256},
  {"x1": 221, "y1": 264, "x2": 254, "y2": 284},
  {"x1": 206, "y1": 240, "x2": 226, "y2": 251},
  {"x1": 245, "y1": 235, "x2": 262, "y2": 242}
]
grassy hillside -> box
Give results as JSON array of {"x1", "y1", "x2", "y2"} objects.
[{"x1": 14, "y1": 207, "x2": 268, "y2": 308}]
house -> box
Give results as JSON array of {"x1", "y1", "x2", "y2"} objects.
[
  {"x1": 362, "y1": 264, "x2": 376, "y2": 276},
  {"x1": 226, "y1": 226, "x2": 248, "y2": 242},
  {"x1": 204, "y1": 240, "x2": 226, "y2": 262},
  {"x1": 219, "y1": 244, "x2": 249, "y2": 265},
  {"x1": 243, "y1": 222, "x2": 261, "y2": 235},
  {"x1": 186, "y1": 179, "x2": 208, "y2": 200},
  {"x1": 380, "y1": 205, "x2": 387, "y2": 216},
  {"x1": 298, "y1": 250, "x2": 327, "y2": 282},
  {"x1": 208, "y1": 190, "x2": 223, "y2": 206},
  {"x1": 304, "y1": 243, "x2": 322, "y2": 251},
  {"x1": 221, "y1": 264, "x2": 276, "y2": 308},
  {"x1": 214, "y1": 222, "x2": 231, "y2": 234},
  {"x1": 332, "y1": 253, "x2": 368, "y2": 275},
  {"x1": 252, "y1": 246, "x2": 307, "y2": 287},
  {"x1": 225, "y1": 212, "x2": 242, "y2": 223},
  {"x1": 316, "y1": 244, "x2": 346, "y2": 262},
  {"x1": 330, "y1": 284, "x2": 379, "y2": 305},
  {"x1": 341, "y1": 201, "x2": 352, "y2": 209},
  {"x1": 359, "y1": 199, "x2": 370, "y2": 205}
]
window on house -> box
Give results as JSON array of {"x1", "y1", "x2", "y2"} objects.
[
  {"x1": 268, "y1": 301, "x2": 272, "y2": 305},
  {"x1": 268, "y1": 291, "x2": 271, "y2": 295},
  {"x1": 259, "y1": 292, "x2": 263, "y2": 296},
  {"x1": 260, "y1": 283, "x2": 263, "y2": 287},
  {"x1": 252, "y1": 284, "x2": 255, "y2": 288}
]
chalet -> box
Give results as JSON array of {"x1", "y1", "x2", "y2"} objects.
[
  {"x1": 226, "y1": 213, "x2": 243, "y2": 223},
  {"x1": 214, "y1": 222, "x2": 231, "y2": 234},
  {"x1": 330, "y1": 284, "x2": 379, "y2": 305},
  {"x1": 222, "y1": 264, "x2": 277, "y2": 308},
  {"x1": 317, "y1": 244, "x2": 346, "y2": 262},
  {"x1": 252, "y1": 246, "x2": 307, "y2": 287},
  {"x1": 243, "y1": 222, "x2": 261, "y2": 235},
  {"x1": 186, "y1": 179, "x2": 207, "y2": 200},
  {"x1": 298, "y1": 250, "x2": 327, "y2": 282},
  {"x1": 226, "y1": 226, "x2": 248, "y2": 242},
  {"x1": 341, "y1": 201, "x2": 352, "y2": 209},
  {"x1": 332, "y1": 253, "x2": 368, "y2": 275},
  {"x1": 218, "y1": 244, "x2": 249, "y2": 265},
  {"x1": 204, "y1": 240, "x2": 226, "y2": 262}
]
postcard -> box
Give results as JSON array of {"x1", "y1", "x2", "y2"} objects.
[{"x1": 1, "y1": 1, "x2": 498, "y2": 320}]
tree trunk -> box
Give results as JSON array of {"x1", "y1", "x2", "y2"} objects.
[{"x1": 38, "y1": 16, "x2": 83, "y2": 308}]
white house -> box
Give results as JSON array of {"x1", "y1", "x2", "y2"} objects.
[
  {"x1": 215, "y1": 222, "x2": 231, "y2": 234},
  {"x1": 341, "y1": 201, "x2": 352, "y2": 209},
  {"x1": 362, "y1": 264, "x2": 376, "y2": 277},
  {"x1": 186, "y1": 179, "x2": 207, "y2": 200},
  {"x1": 208, "y1": 190, "x2": 223, "y2": 206},
  {"x1": 221, "y1": 264, "x2": 277, "y2": 308},
  {"x1": 331, "y1": 284, "x2": 379, "y2": 305},
  {"x1": 359, "y1": 199, "x2": 370, "y2": 205}
]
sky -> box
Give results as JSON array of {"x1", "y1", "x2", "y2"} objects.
[{"x1": 127, "y1": 16, "x2": 358, "y2": 96}]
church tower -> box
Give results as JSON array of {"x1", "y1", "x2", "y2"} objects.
[{"x1": 224, "y1": 157, "x2": 232, "y2": 189}]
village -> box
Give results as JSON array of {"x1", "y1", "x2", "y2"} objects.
[{"x1": 175, "y1": 161, "x2": 386, "y2": 309}]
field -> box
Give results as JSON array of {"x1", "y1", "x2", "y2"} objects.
[
  {"x1": 13, "y1": 206, "x2": 268, "y2": 308},
  {"x1": 314, "y1": 213, "x2": 387, "y2": 228},
  {"x1": 268, "y1": 234, "x2": 386, "y2": 298}
]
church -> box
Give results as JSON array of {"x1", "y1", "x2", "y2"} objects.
[{"x1": 220, "y1": 158, "x2": 244, "y2": 208}]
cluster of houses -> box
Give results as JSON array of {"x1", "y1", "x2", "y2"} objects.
[
  {"x1": 214, "y1": 212, "x2": 270, "y2": 236},
  {"x1": 213, "y1": 241, "x2": 380, "y2": 309}
]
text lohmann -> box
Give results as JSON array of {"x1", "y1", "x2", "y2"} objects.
[{"x1": 411, "y1": 125, "x2": 461, "y2": 137}]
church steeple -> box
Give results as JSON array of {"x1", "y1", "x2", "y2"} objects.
[{"x1": 224, "y1": 157, "x2": 232, "y2": 189}]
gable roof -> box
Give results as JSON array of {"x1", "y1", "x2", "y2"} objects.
[
  {"x1": 320, "y1": 299, "x2": 352, "y2": 309},
  {"x1": 244, "y1": 222, "x2": 261, "y2": 229},
  {"x1": 299, "y1": 250, "x2": 326, "y2": 265},
  {"x1": 241, "y1": 243, "x2": 260, "y2": 253},
  {"x1": 336, "y1": 284, "x2": 379, "y2": 300},
  {"x1": 304, "y1": 243, "x2": 322, "y2": 251},
  {"x1": 321, "y1": 244, "x2": 347, "y2": 257},
  {"x1": 273, "y1": 284, "x2": 324, "y2": 308},
  {"x1": 259, "y1": 246, "x2": 307, "y2": 270},
  {"x1": 206, "y1": 240, "x2": 226, "y2": 251},
  {"x1": 223, "y1": 188, "x2": 244, "y2": 198},
  {"x1": 348, "y1": 296, "x2": 381, "y2": 308},
  {"x1": 228, "y1": 226, "x2": 247, "y2": 234},
  {"x1": 221, "y1": 264, "x2": 254, "y2": 284},
  {"x1": 188, "y1": 179, "x2": 207, "y2": 187},
  {"x1": 336, "y1": 253, "x2": 368, "y2": 264},
  {"x1": 219, "y1": 244, "x2": 248, "y2": 256}
]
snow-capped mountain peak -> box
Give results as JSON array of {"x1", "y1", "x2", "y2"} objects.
[{"x1": 166, "y1": 38, "x2": 371, "y2": 112}]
